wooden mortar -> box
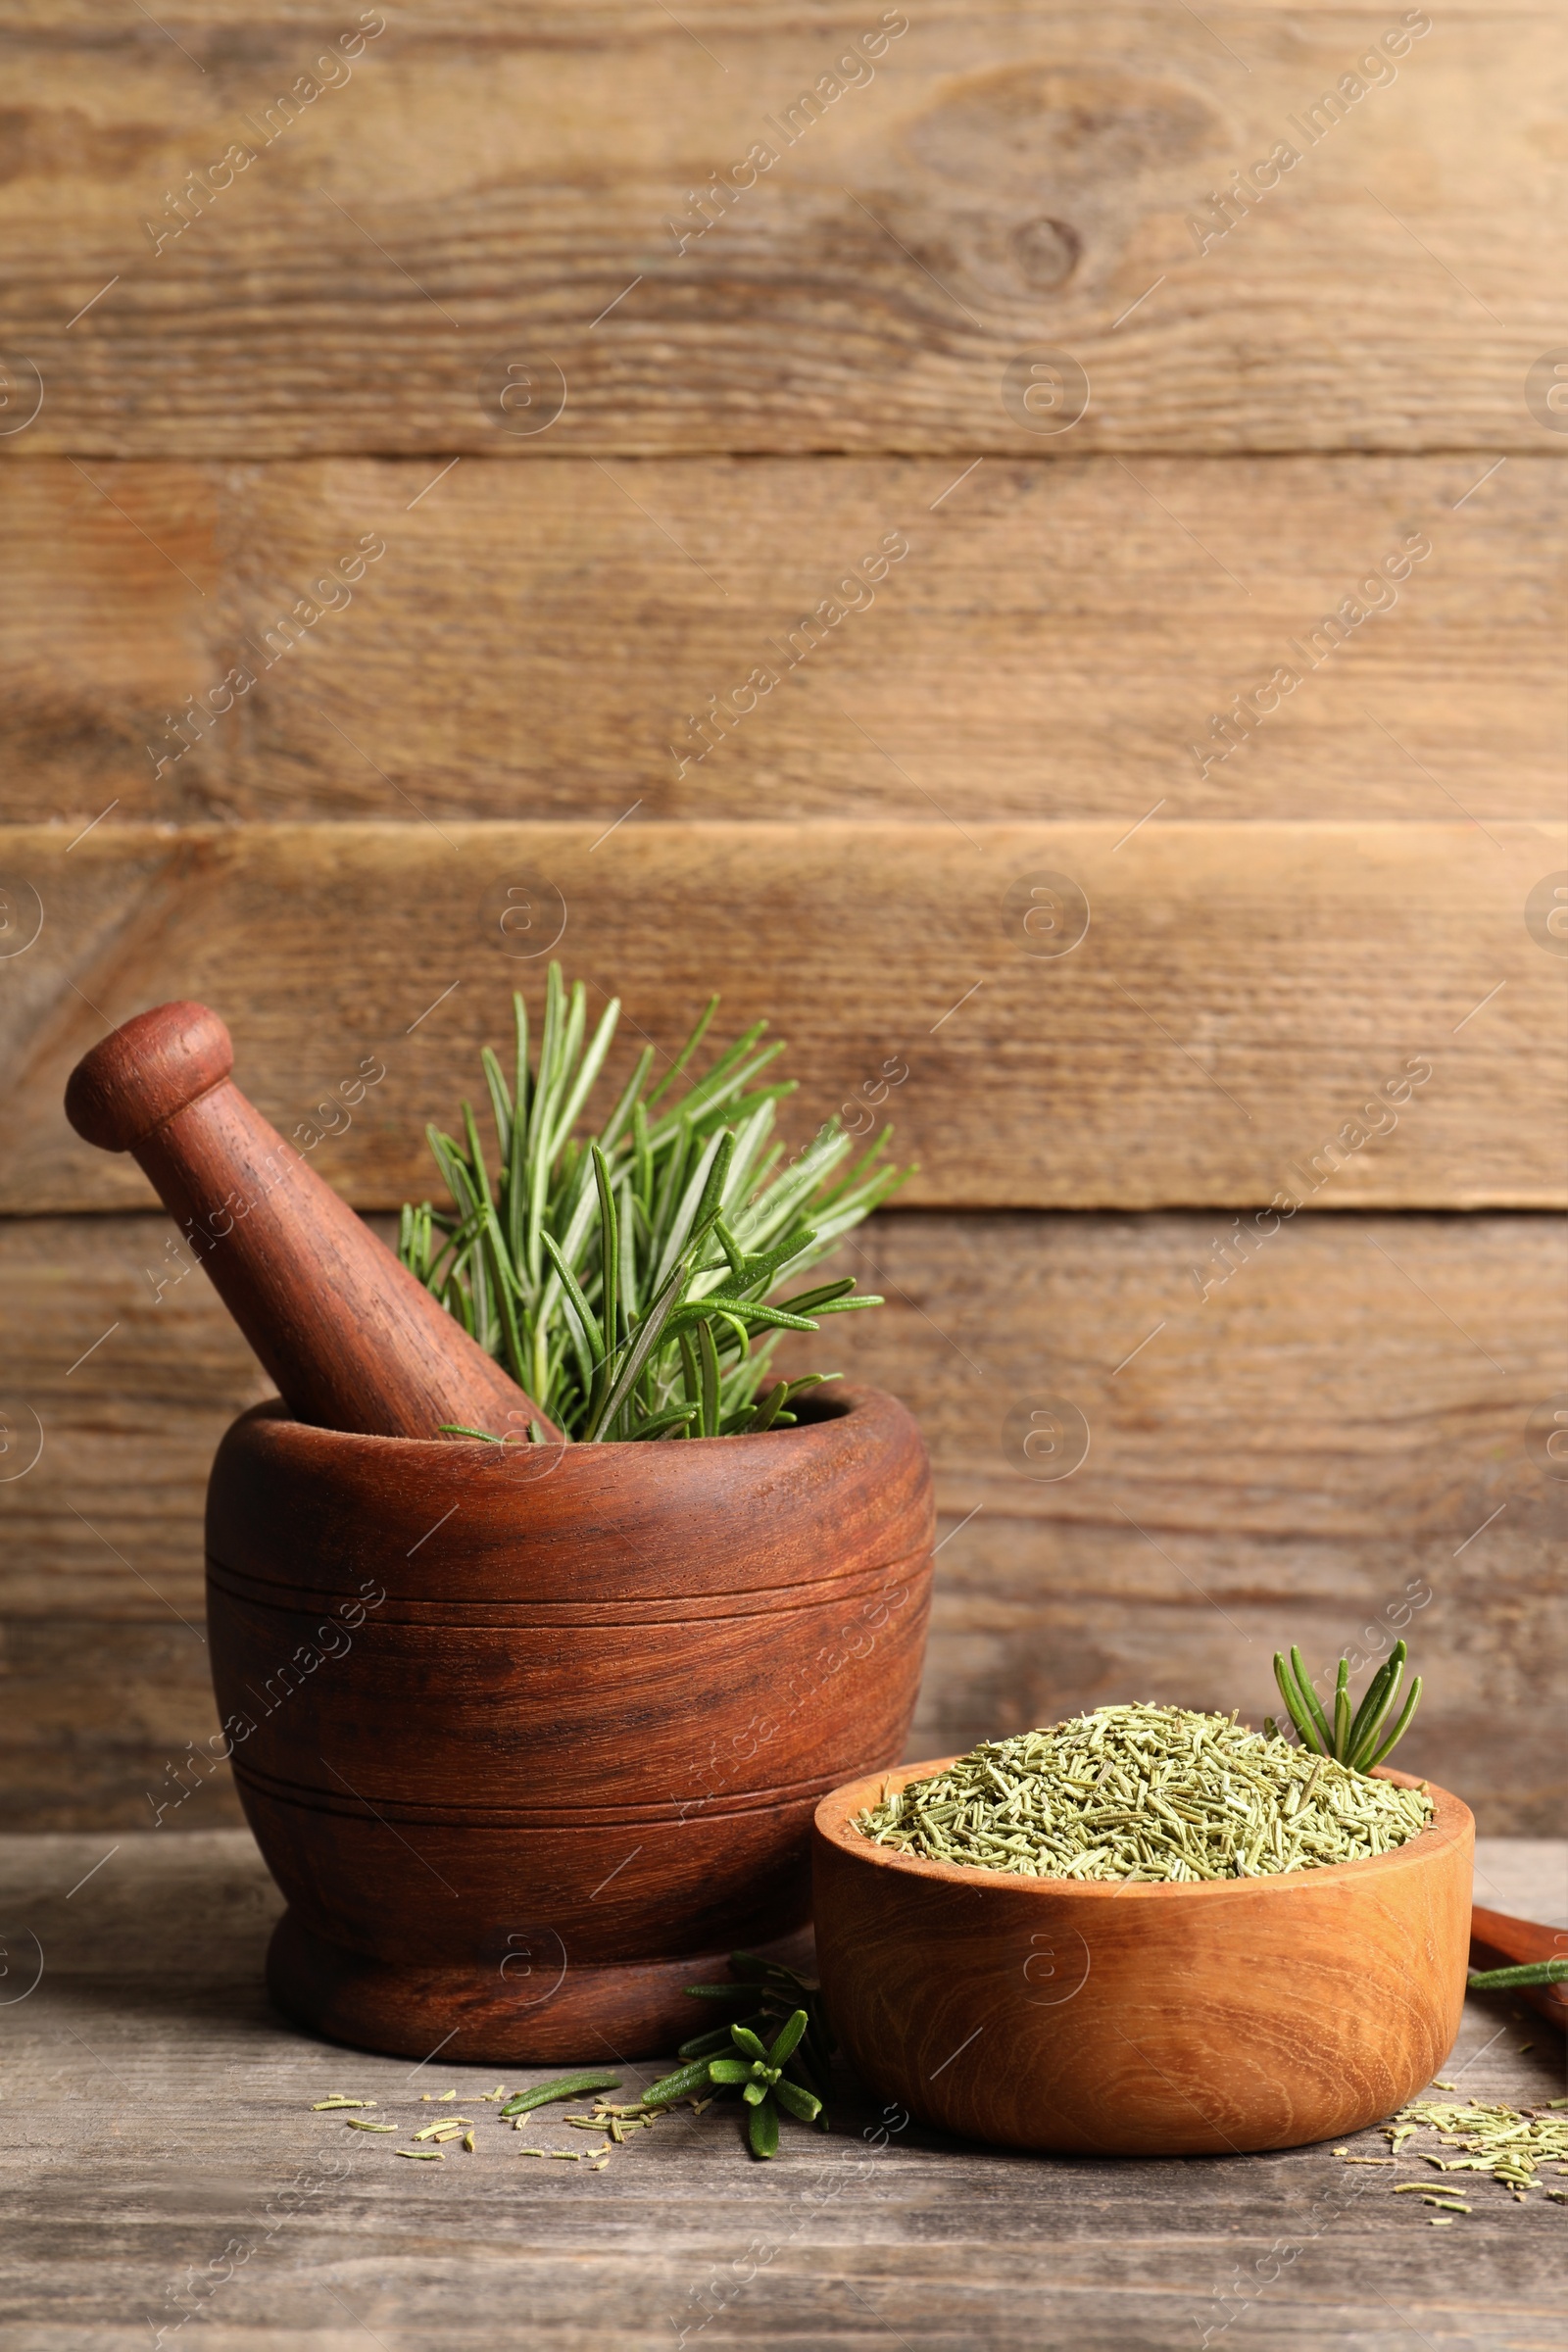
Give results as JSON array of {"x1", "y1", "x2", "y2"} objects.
[
  {"x1": 812, "y1": 1757, "x2": 1473, "y2": 2154},
  {"x1": 208, "y1": 1387, "x2": 932, "y2": 2061}
]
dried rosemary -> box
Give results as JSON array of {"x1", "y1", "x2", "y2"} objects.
[
  {"x1": 1384, "y1": 2097, "x2": 1568, "y2": 2202},
  {"x1": 855, "y1": 1703, "x2": 1435, "y2": 1882}
]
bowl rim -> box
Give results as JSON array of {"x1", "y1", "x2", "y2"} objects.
[
  {"x1": 814, "y1": 1753, "x2": 1473, "y2": 1902},
  {"x1": 226, "y1": 1379, "x2": 880, "y2": 1459}
]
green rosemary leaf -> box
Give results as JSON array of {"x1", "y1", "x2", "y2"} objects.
[
  {"x1": 586, "y1": 1254, "x2": 689, "y2": 1441},
  {"x1": 624, "y1": 1402, "x2": 701, "y2": 1442},
  {"x1": 707, "y1": 2057, "x2": 753, "y2": 2084},
  {"x1": 480, "y1": 1046, "x2": 514, "y2": 1164},
  {"x1": 651, "y1": 1128, "x2": 726, "y2": 1288},
  {"x1": 1345, "y1": 1645, "x2": 1401, "y2": 1764},
  {"x1": 808, "y1": 1123, "x2": 901, "y2": 1214},
  {"x1": 714, "y1": 1214, "x2": 749, "y2": 1283},
  {"x1": 771, "y1": 1275, "x2": 857, "y2": 1314},
  {"x1": 644, "y1": 995, "x2": 719, "y2": 1112},
  {"x1": 592, "y1": 1142, "x2": 619, "y2": 1361},
  {"x1": 481, "y1": 1203, "x2": 528, "y2": 1381},
  {"x1": 693, "y1": 1130, "x2": 736, "y2": 1245},
  {"x1": 749, "y1": 1381, "x2": 790, "y2": 1434},
  {"x1": 595, "y1": 1043, "x2": 655, "y2": 1160},
  {"x1": 766, "y1": 2009, "x2": 808, "y2": 2066},
  {"x1": 547, "y1": 995, "x2": 620, "y2": 1163},
  {"x1": 639, "y1": 2058, "x2": 715, "y2": 2108},
  {"x1": 1347, "y1": 1646, "x2": 1406, "y2": 1768},
  {"x1": 651, "y1": 1024, "x2": 770, "y2": 1130},
  {"x1": 435, "y1": 1424, "x2": 504, "y2": 1443},
  {"x1": 1332, "y1": 1659, "x2": 1351, "y2": 1758},
  {"x1": 698, "y1": 1313, "x2": 721, "y2": 1438},
  {"x1": 729, "y1": 2025, "x2": 769, "y2": 2062},
  {"x1": 677, "y1": 1298, "x2": 819, "y2": 1334},
  {"x1": 1363, "y1": 1676, "x2": 1423, "y2": 1769},
  {"x1": 773, "y1": 2078, "x2": 822, "y2": 2124},
  {"x1": 682, "y1": 1984, "x2": 760, "y2": 2003},
  {"x1": 540, "y1": 1229, "x2": 603, "y2": 1379},
  {"x1": 677, "y1": 2024, "x2": 747, "y2": 2061},
  {"x1": 748, "y1": 2096, "x2": 780, "y2": 2160},
  {"x1": 1289, "y1": 1644, "x2": 1335, "y2": 1752},
  {"x1": 741, "y1": 2080, "x2": 768, "y2": 2106},
  {"x1": 677, "y1": 1325, "x2": 701, "y2": 1426},
  {"x1": 512, "y1": 990, "x2": 530, "y2": 1148},
  {"x1": 631, "y1": 1097, "x2": 653, "y2": 1212},
  {"x1": 617, "y1": 1170, "x2": 642, "y2": 1328},
  {"x1": 500, "y1": 2070, "x2": 621, "y2": 2116}
]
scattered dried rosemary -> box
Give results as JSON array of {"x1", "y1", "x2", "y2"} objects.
[
  {"x1": 1383, "y1": 2097, "x2": 1568, "y2": 2205},
  {"x1": 855, "y1": 1703, "x2": 1435, "y2": 1882}
]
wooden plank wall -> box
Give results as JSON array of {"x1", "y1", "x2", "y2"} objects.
[{"x1": 0, "y1": 2, "x2": 1562, "y2": 1834}]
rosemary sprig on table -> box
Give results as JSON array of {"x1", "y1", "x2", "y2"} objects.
[
  {"x1": 1265, "y1": 1641, "x2": 1422, "y2": 1773},
  {"x1": 644, "y1": 2010, "x2": 824, "y2": 2160},
  {"x1": 646, "y1": 1949, "x2": 834, "y2": 2158},
  {"x1": 400, "y1": 964, "x2": 909, "y2": 1442}
]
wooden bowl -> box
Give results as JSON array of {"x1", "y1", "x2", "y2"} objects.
[
  {"x1": 205, "y1": 1386, "x2": 931, "y2": 2062},
  {"x1": 812, "y1": 1755, "x2": 1473, "y2": 2155}
]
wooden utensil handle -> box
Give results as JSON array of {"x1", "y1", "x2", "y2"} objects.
[
  {"x1": 66, "y1": 1001, "x2": 561, "y2": 1443},
  {"x1": 1470, "y1": 1903, "x2": 1568, "y2": 2031}
]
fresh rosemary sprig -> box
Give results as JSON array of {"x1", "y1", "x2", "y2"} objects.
[
  {"x1": 640, "y1": 1950, "x2": 834, "y2": 2158},
  {"x1": 400, "y1": 964, "x2": 909, "y2": 1442},
  {"x1": 710, "y1": 2013, "x2": 822, "y2": 2160},
  {"x1": 1466, "y1": 1959, "x2": 1568, "y2": 1990},
  {"x1": 1265, "y1": 1641, "x2": 1423, "y2": 1774}
]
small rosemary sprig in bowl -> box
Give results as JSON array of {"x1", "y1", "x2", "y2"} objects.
[
  {"x1": 400, "y1": 964, "x2": 910, "y2": 1442},
  {"x1": 1265, "y1": 1641, "x2": 1423, "y2": 1774}
]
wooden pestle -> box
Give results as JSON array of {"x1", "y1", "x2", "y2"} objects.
[
  {"x1": 65, "y1": 1001, "x2": 561, "y2": 1442},
  {"x1": 1470, "y1": 1903, "x2": 1568, "y2": 2032}
]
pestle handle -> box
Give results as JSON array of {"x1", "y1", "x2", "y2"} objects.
[
  {"x1": 1469, "y1": 1903, "x2": 1568, "y2": 2032},
  {"x1": 66, "y1": 1001, "x2": 561, "y2": 1444}
]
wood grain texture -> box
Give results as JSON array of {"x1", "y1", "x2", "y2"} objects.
[
  {"x1": 0, "y1": 4, "x2": 1560, "y2": 455},
  {"x1": 64, "y1": 997, "x2": 557, "y2": 1439},
  {"x1": 813, "y1": 1761, "x2": 1473, "y2": 2153},
  {"x1": 2, "y1": 1209, "x2": 1561, "y2": 1835},
  {"x1": 3, "y1": 820, "x2": 1563, "y2": 1214},
  {"x1": 0, "y1": 1827, "x2": 1560, "y2": 2351},
  {"x1": 0, "y1": 454, "x2": 1555, "y2": 829},
  {"x1": 207, "y1": 1387, "x2": 933, "y2": 2057}
]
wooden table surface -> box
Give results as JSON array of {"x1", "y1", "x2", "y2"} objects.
[{"x1": 1, "y1": 1833, "x2": 1562, "y2": 2351}]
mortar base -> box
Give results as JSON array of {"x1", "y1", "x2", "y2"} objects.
[{"x1": 267, "y1": 1909, "x2": 816, "y2": 2064}]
